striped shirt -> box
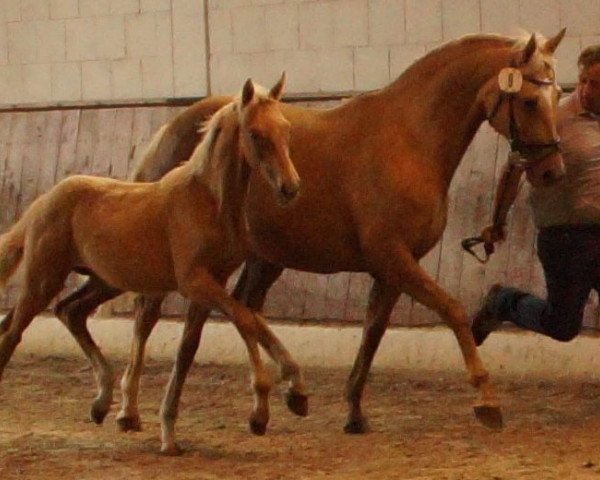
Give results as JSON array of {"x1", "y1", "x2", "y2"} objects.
[{"x1": 530, "y1": 91, "x2": 600, "y2": 228}]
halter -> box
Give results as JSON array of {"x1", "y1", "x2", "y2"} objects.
[
  {"x1": 462, "y1": 70, "x2": 561, "y2": 263},
  {"x1": 486, "y1": 73, "x2": 561, "y2": 169}
]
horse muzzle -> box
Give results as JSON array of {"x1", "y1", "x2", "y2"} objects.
[{"x1": 277, "y1": 181, "x2": 300, "y2": 205}]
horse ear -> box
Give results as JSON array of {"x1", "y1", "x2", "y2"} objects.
[
  {"x1": 242, "y1": 78, "x2": 255, "y2": 107},
  {"x1": 270, "y1": 71, "x2": 287, "y2": 100},
  {"x1": 518, "y1": 33, "x2": 537, "y2": 65},
  {"x1": 542, "y1": 27, "x2": 566, "y2": 54}
]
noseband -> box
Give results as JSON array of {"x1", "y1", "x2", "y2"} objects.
[{"x1": 487, "y1": 75, "x2": 561, "y2": 169}]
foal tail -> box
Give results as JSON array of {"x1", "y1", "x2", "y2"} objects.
[{"x1": 0, "y1": 223, "x2": 26, "y2": 292}]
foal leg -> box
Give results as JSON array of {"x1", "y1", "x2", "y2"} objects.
[
  {"x1": 233, "y1": 259, "x2": 308, "y2": 412},
  {"x1": 0, "y1": 270, "x2": 69, "y2": 381},
  {"x1": 372, "y1": 243, "x2": 501, "y2": 428},
  {"x1": 54, "y1": 276, "x2": 122, "y2": 423},
  {"x1": 345, "y1": 280, "x2": 399, "y2": 433},
  {"x1": 116, "y1": 294, "x2": 164, "y2": 432},
  {"x1": 158, "y1": 302, "x2": 210, "y2": 455},
  {"x1": 160, "y1": 270, "x2": 273, "y2": 455}
]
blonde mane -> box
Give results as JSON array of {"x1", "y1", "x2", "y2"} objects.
[{"x1": 186, "y1": 99, "x2": 239, "y2": 174}]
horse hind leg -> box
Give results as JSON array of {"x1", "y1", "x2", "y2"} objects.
[
  {"x1": 345, "y1": 280, "x2": 399, "y2": 434},
  {"x1": 116, "y1": 293, "x2": 164, "y2": 432},
  {"x1": 54, "y1": 276, "x2": 122, "y2": 424},
  {"x1": 0, "y1": 267, "x2": 69, "y2": 381}
]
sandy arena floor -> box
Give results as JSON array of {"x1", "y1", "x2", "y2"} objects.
[{"x1": 2, "y1": 354, "x2": 600, "y2": 479}]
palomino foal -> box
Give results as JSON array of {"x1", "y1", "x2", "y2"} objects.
[{"x1": 0, "y1": 75, "x2": 306, "y2": 455}]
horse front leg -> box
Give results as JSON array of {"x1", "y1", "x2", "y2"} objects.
[
  {"x1": 253, "y1": 312, "x2": 308, "y2": 417},
  {"x1": 233, "y1": 259, "x2": 307, "y2": 416},
  {"x1": 232, "y1": 256, "x2": 283, "y2": 310},
  {"x1": 159, "y1": 269, "x2": 273, "y2": 453},
  {"x1": 116, "y1": 294, "x2": 164, "y2": 432},
  {"x1": 371, "y1": 242, "x2": 502, "y2": 429},
  {"x1": 158, "y1": 303, "x2": 210, "y2": 455},
  {"x1": 344, "y1": 279, "x2": 399, "y2": 433},
  {"x1": 54, "y1": 276, "x2": 122, "y2": 424}
]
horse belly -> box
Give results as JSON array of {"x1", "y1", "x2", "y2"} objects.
[{"x1": 245, "y1": 190, "x2": 364, "y2": 273}]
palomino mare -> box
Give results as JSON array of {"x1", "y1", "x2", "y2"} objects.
[
  {"x1": 41, "y1": 31, "x2": 566, "y2": 433},
  {"x1": 0, "y1": 75, "x2": 308, "y2": 454}
]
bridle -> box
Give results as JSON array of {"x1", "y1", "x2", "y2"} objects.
[
  {"x1": 486, "y1": 73, "x2": 561, "y2": 169},
  {"x1": 461, "y1": 70, "x2": 562, "y2": 263}
]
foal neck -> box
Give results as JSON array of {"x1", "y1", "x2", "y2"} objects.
[{"x1": 185, "y1": 102, "x2": 250, "y2": 230}]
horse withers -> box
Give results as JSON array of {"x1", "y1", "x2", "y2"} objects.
[
  {"x1": 0, "y1": 74, "x2": 307, "y2": 455},
  {"x1": 51, "y1": 30, "x2": 567, "y2": 433}
]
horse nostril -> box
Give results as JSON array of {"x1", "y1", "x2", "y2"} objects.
[
  {"x1": 280, "y1": 183, "x2": 299, "y2": 202},
  {"x1": 542, "y1": 169, "x2": 563, "y2": 185}
]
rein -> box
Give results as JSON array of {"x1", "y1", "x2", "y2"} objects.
[{"x1": 461, "y1": 73, "x2": 560, "y2": 263}]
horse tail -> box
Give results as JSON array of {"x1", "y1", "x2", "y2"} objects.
[
  {"x1": 129, "y1": 124, "x2": 177, "y2": 182},
  {"x1": 0, "y1": 223, "x2": 26, "y2": 291},
  {"x1": 130, "y1": 96, "x2": 232, "y2": 183}
]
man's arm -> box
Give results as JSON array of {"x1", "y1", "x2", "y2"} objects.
[{"x1": 480, "y1": 161, "x2": 525, "y2": 245}]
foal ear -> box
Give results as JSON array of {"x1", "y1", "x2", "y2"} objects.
[
  {"x1": 542, "y1": 27, "x2": 566, "y2": 54},
  {"x1": 270, "y1": 71, "x2": 287, "y2": 100},
  {"x1": 518, "y1": 33, "x2": 537, "y2": 65},
  {"x1": 242, "y1": 78, "x2": 255, "y2": 107}
]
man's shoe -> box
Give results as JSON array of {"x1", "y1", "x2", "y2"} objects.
[{"x1": 471, "y1": 284, "x2": 504, "y2": 346}]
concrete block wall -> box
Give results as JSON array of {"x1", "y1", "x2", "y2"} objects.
[
  {"x1": 1, "y1": 0, "x2": 600, "y2": 107},
  {"x1": 0, "y1": 0, "x2": 207, "y2": 106}
]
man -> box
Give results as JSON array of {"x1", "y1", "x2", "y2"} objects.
[{"x1": 472, "y1": 44, "x2": 600, "y2": 345}]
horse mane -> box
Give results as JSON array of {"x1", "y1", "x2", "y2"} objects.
[
  {"x1": 392, "y1": 33, "x2": 523, "y2": 86},
  {"x1": 187, "y1": 100, "x2": 237, "y2": 170}
]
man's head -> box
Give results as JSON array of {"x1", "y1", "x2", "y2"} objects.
[{"x1": 577, "y1": 45, "x2": 600, "y2": 114}]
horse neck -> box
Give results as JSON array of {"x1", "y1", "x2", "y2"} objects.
[
  {"x1": 185, "y1": 114, "x2": 250, "y2": 237},
  {"x1": 382, "y1": 40, "x2": 515, "y2": 188}
]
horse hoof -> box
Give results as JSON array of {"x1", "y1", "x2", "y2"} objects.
[
  {"x1": 249, "y1": 418, "x2": 268, "y2": 436},
  {"x1": 116, "y1": 413, "x2": 142, "y2": 432},
  {"x1": 160, "y1": 443, "x2": 184, "y2": 456},
  {"x1": 90, "y1": 403, "x2": 109, "y2": 425},
  {"x1": 343, "y1": 418, "x2": 368, "y2": 434},
  {"x1": 285, "y1": 391, "x2": 308, "y2": 417},
  {"x1": 473, "y1": 404, "x2": 503, "y2": 430}
]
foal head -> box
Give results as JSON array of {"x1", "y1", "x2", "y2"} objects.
[
  {"x1": 238, "y1": 73, "x2": 300, "y2": 205},
  {"x1": 478, "y1": 29, "x2": 566, "y2": 187}
]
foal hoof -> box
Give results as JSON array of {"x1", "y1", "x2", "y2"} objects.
[
  {"x1": 285, "y1": 391, "x2": 308, "y2": 417},
  {"x1": 160, "y1": 443, "x2": 184, "y2": 456},
  {"x1": 116, "y1": 414, "x2": 142, "y2": 432},
  {"x1": 343, "y1": 418, "x2": 368, "y2": 434},
  {"x1": 90, "y1": 402, "x2": 109, "y2": 425},
  {"x1": 473, "y1": 404, "x2": 503, "y2": 430},
  {"x1": 249, "y1": 418, "x2": 268, "y2": 436}
]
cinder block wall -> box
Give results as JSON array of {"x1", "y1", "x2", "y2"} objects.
[{"x1": 1, "y1": 0, "x2": 599, "y2": 108}]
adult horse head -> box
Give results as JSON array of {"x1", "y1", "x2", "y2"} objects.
[{"x1": 478, "y1": 30, "x2": 566, "y2": 187}]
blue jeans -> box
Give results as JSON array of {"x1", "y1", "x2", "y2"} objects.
[{"x1": 492, "y1": 225, "x2": 600, "y2": 341}]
